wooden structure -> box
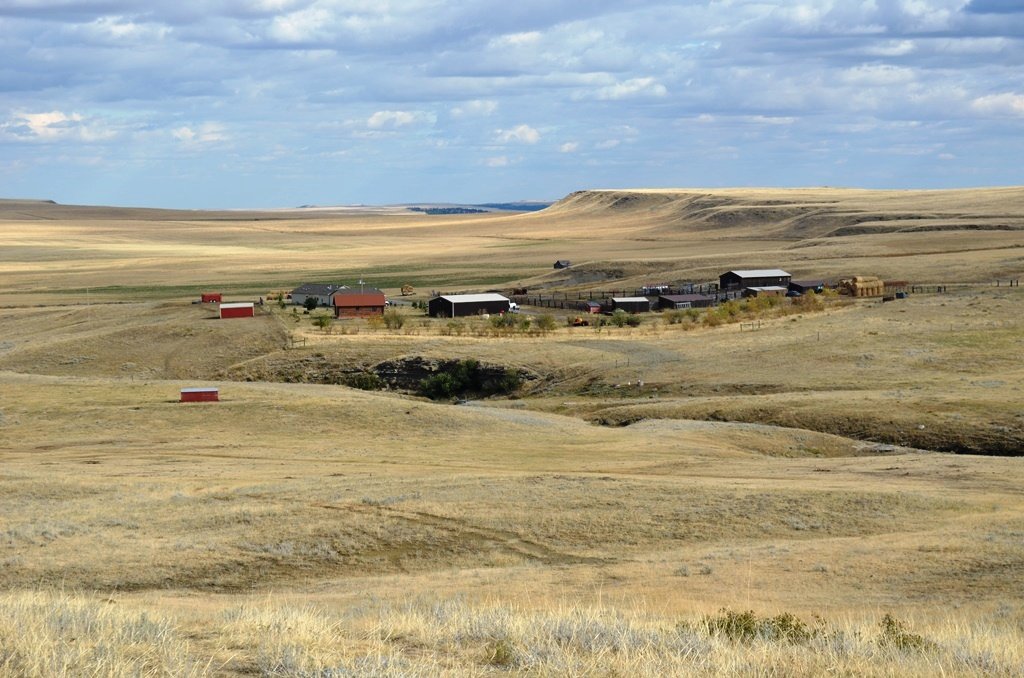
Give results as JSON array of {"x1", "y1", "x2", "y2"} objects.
[
  {"x1": 200, "y1": 293, "x2": 222, "y2": 303},
  {"x1": 788, "y1": 280, "x2": 824, "y2": 295},
  {"x1": 608, "y1": 297, "x2": 651, "y2": 313},
  {"x1": 332, "y1": 288, "x2": 386, "y2": 318},
  {"x1": 428, "y1": 293, "x2": 511, "y2": 318},
  {"x1": 742, "y1": 286, "x2": 788, "y2": 298},
  {"x1": 720, "y1": 269, "x2": 791, "y2": 291},
  {"x1": 219, "y1": 302, "x2": 254, "y2": 319},
  {"x1": 578, "y1": 300, "x2": 602, "y2": 314},
  {"x1": 658, "y1": 293, "x2": 715, "y2": 309},
  {"x1": 180, "y1": 387, "x2": 219, "y2": 402}
]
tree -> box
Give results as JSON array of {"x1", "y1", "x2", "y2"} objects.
[
  {"x1": 312, "y1": 312, "x2": 333, "y2": 333},
  {"x1": 303, "y1": 296, "x2": 319, "y2": 311}
]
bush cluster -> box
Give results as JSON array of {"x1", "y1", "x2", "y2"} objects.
[{"x1": 418, "y1": 359, "x2": 522, "y2": 401}]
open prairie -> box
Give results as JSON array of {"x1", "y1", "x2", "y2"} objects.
[{"x1": 1, "y1": 188, "x2": 1023, "y2": 676}]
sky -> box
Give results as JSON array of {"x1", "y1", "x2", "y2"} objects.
[{"x1": 2, "y1": 0, "x2": 1023, "y2": 208}]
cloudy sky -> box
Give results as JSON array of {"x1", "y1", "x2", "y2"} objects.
[{"x1": 2, "y1": 0, "x2": 1023, "y2": 208}]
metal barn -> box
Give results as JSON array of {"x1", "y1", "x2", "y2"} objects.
[{"x1": 428, "y1": 293, "x2": 511, "y2": 318}]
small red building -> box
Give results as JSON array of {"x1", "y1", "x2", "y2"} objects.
[
  {"x1": 219, "y1": 302, "x2": 254, "y2": 319},
  {"x1": 201, "y1": 293, "x2": 222, "y2": 303},
  {"x1": 180, "y1": 387, "x2": 219, "y2": 402},
  {"x1": 332, "y1": 288, "x2": 386, "y2": 318}
]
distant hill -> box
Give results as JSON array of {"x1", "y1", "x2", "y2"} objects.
[{"x1": 542, "y1": 187, "x2": 1024, "y2": 239}]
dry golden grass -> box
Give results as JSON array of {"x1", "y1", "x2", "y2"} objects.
[{"x1": 1, "y1": 188, "x2": 1023, "y2": 675}]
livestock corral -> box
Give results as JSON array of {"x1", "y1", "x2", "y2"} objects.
[{"x1": 1, "y1": 188, "x2": 1023, "y2": 676}]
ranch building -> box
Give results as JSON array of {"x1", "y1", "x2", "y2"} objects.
[
  {"x1": 428, "y1": 293, "x2": 511, "y2": 318},
  {"x1": 658, "y1": 293, "x2": 716, "y2": 310},
  {"x1": 578, "y1": 300, "x2": 603, "y2": 314},
  {"x1": 742, "y1": 286, "x2": 788, "y2": 298},
  {"x1": 332, "y1": 287, "x2": 386, "y2": 318},
  {"x1": 608, "y1": 297, "x2": 651, "y2": 313},
  {"x1": 788, "y1": 280, "x2": 825, "y2": 295},
  {"x1": 719, "y1": 269, "x2": 792, "y2": 291},
  {"x1": 180, "y1": 387, "x2": 219, "y2": 402},
  {"x1": 290, "y1": 283, "x2": 347, "y2": 308},
  {"x1": 219, "y1": 302, "x2": 254, "y2": 319}
]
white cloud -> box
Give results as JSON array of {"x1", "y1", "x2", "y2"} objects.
[
  {"x1": 489, "y1": 31, "x2": 542, "y2": 48},
  {"x1": 486, "y1": 156, "x2": 509, "y2": 167},
  {"x1": 172, "y1": 122, "x2": 228, "y2": 145},
  {"x1": 2, "y1": 110, "x2": 116, "y2": 143},
  {"x1": 595, "y1": 139, "x2": 620, "y2": 150},
  {"x1": 594, "y1": 77, "x2": 667, "y2": 100},
  {"x1": 495, "y1": 124, "x2": 540, "y2": 144},
  {"x1": 559, "y1": 142, "x2": 579, "y2": 153},
  {"x1": 451, "y1": 100, "x2": 498, "y2": 118},
  {"x1": 971, "y1": 93, "x2": 1024, "y2": 117},
  {"x1": 366, "y1": 110, "x2": 435, "y2": 129}
]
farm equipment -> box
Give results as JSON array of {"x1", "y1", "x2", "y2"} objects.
[
  {"x1": 401, "y1": 284, "x2": 414, "y2": 296},
  {"x1": 571, "y1": 316, "x2": 590, "y2": 327}
]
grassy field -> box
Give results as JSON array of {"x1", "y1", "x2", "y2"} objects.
[{"x1": 1, "y1": 189, "x2": 1022, "y2": 675}]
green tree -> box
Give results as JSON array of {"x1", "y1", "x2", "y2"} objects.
[
  {"x1": 312, "y1": 312, "x2": 333, "y2": 333},
  {"x1": 303, "y1": 296, "x2": 319, "y2": 311}
]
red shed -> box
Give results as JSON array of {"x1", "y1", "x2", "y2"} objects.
[
  {"x1": 201, "y1": 293, "x2": 222, "y2": 303},
  {"x1": 219, "y1": 302, "x2": 254, "y2": 319},
  {"x1": 180, "y1": 387, "x2": 219, "y2": 402}
]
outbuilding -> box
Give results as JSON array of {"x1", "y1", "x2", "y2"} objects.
[
  {"x1": 220, "y1": 302, "x2": 254, "y2": 318},
  {"x1": 428, "y1": 293, "x2": 511, "y2": 318},
  {"x1": 609, "y1": 297, "x2": 651, "y2": 313},
  {"x1": 788, "y1": 280, "x2": 825, "y2": 295},
  {"x1": 180, "y1": 387, "x2": 219, "y2": 402},
  {"x1": 658, "y1": 293, "x2": 716, "y2": 310},
  {"x1": 742, "y1": 286, "x2": 788, "y2": 298},
  {"x1": 290, "y1": 283, "x2": 347, "y2": 308},
  {"x1": 578, "y1": 300, "x2": 602, "y2": 314},
  {"x1": 333, "y1": 287, "x2": 386, "y2": 318},
  {"x1": 719, "y1": 269, "x2": 792, "y2": 291},
  {"x1": 201, "y1": 293, "x2": 222, "y2": 303}
]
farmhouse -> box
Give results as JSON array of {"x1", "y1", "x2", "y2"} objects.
[
  {"x1": 219, "y1": 302, "x2": 254, "y2": 319},
  {"x1": 333, "y1": 287, "x2": 386, "y2": 318},
  {"x1": 428, "y1": 293, "x2": 511, "y2": 318},
  {"x1": 290, "y1": 283, "x2": 346, "y2": 308},
  {"x1": 609, "y1": 297, "x2": 651, "y2": 313},
  {"x1": 658, "y1": 293, "x2": 716, "y2": 309},
  {"x1": 719, "y1": 269, "x2": 792, "y2": 291}
]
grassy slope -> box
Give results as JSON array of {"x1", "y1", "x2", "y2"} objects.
[{"x1": 1, "y1": 188, "x2": 1023, "y2": 675}]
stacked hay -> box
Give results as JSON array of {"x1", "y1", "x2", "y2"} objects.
[{"x1": 850, "y1": 276, "x2": 885, "y2": 297}]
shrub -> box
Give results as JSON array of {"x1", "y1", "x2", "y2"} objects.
[
  {"x1": 418, "y1": 359, "x2": 521, "y2": 401},
  {"x1": 382, "y1": 309, "x2": 405, "y2": 330},
  {"x1": 311, "y1": 312, "x2": 333, "y2": 333},
  {"x1": 702, "y1": 609, "x2": 813, "y2": 644},
  {"x1": 347, "y1": 372, "x2": 383, "y2": 391},
  {"x1": 610, "y1": 309, "x2": 629, "y2": 327},
  {"x1": 303, "y1": 297, "x2": 318, "y2": 311},
  {"x1": 535, "y1": 314, "x2": 557, "y2": 333},
  {"x1": 877, "y1": 613, "x2": 933, "y2": 652},
  {"x1": 625, "y1": 313, "x2": 642, "y2": 327}
]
